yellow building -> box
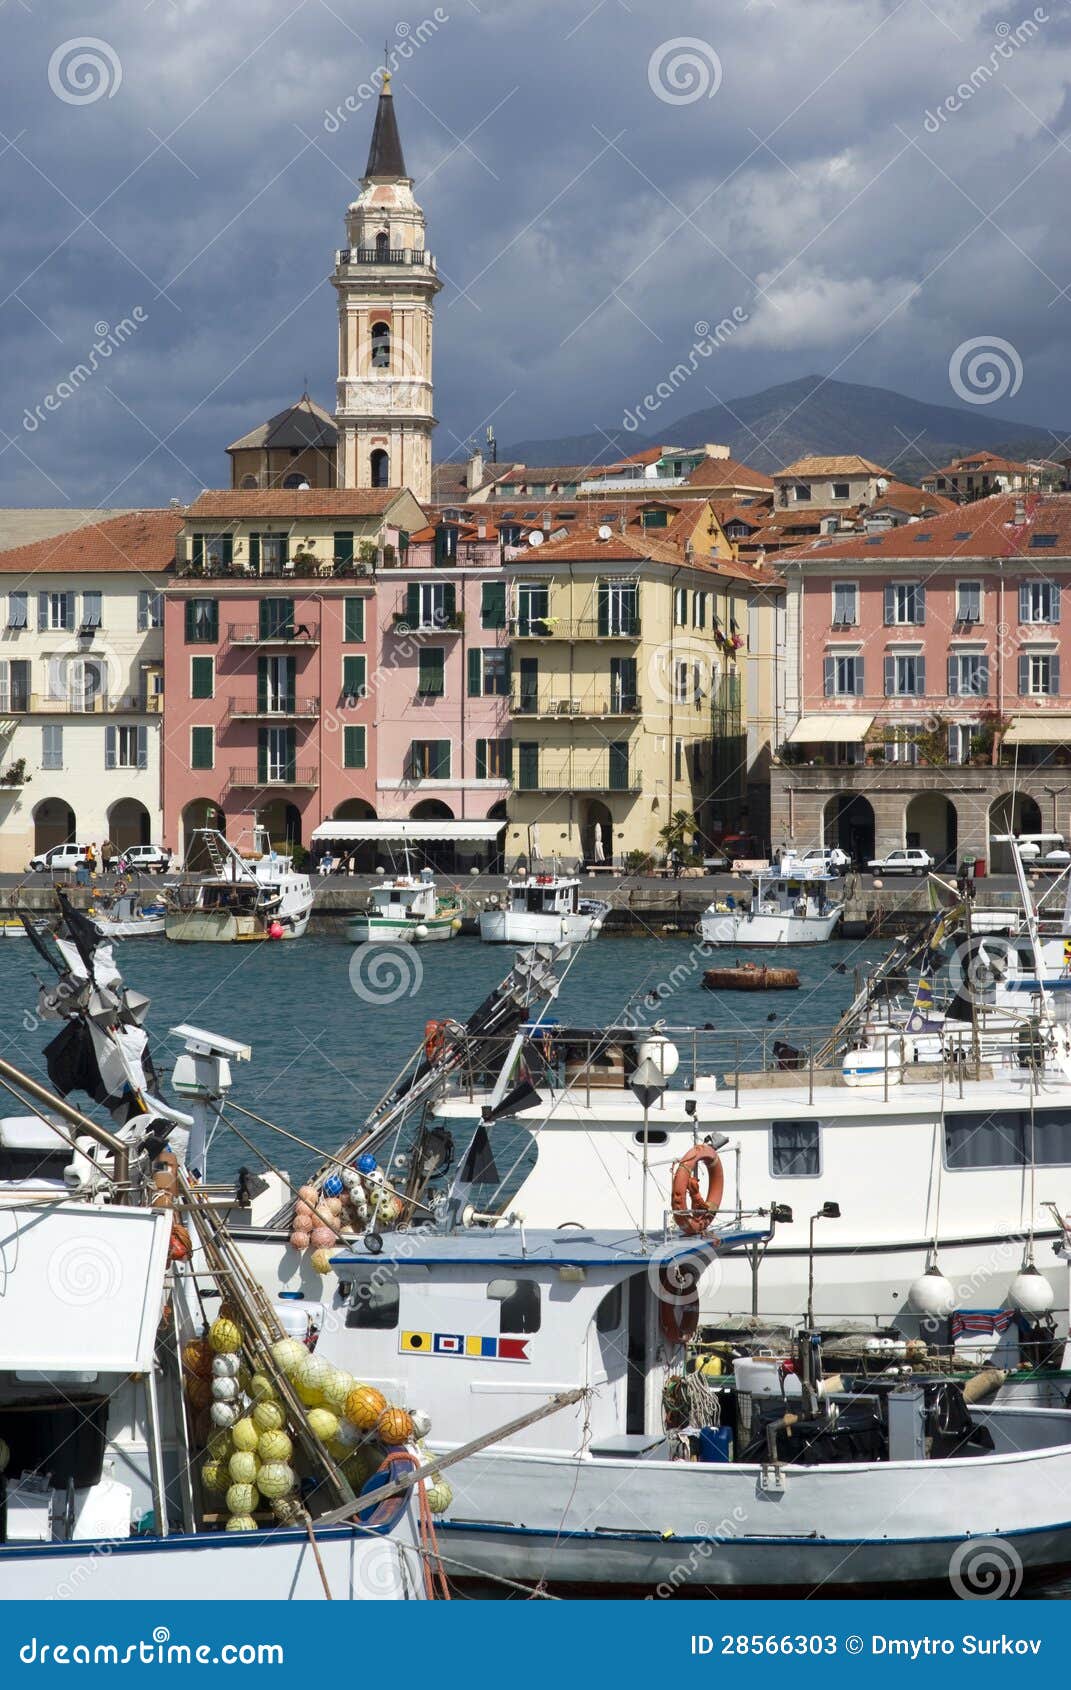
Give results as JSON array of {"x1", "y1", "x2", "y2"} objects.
[{"x1": 502, "y1": 524, "x2": 780, "y2": 866}]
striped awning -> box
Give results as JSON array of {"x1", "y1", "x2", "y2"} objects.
[
  {"x1": 1003, "y1": 713, "x2": 1071, "y2": 745},
  {"x1": 786, "y1": 713, "x2": 873, "y2": 743}
]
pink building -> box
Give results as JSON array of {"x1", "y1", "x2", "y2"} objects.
[
  {"x1": 773, "y1": 493, "x2": 1071, "y2": 868},
  {"x1": 362, "y1": 516, "x2": 510, "y2": 868},
  {"x1": 162, "y1": 488, "x2": 422, "y2": 861}
]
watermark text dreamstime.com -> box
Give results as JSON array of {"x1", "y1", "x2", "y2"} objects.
[
  {"x1": 623, "y1": 310, "x2": 748, "y2": 432},
  {"x1": 923, "y1": 11, "x2": 1048, "y2": 132},
  {"x1": 324, "y1": 13, "x2": 449, "y2": 133},
  {"x1": 23, "y1": 312, "x2": 148, "y2": 433}
]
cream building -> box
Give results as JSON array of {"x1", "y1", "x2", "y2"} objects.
[
  {"x1": 0, "y1": 511, "x2": 177, "y2": 872},
  {"x1": 332, "y1": 76, "x2": 440, "y2": 502},
  {"x1": 502, "y1": 526, "x2": 779, "y2": 865}
]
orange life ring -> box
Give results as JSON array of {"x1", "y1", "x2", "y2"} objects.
[
  {"x1": 168, "y1": 1220, "x2": 192, "y2": 1262},
  {"x1": 424, "y1": 1019, "x2": 447, "y2": 1062},
  {"x1": 670, "y1": 1145, "x2": 724, "y2": 1236},
  {"x1": 657, "y1": 1259, "x2": 700, "y2": 1345}
]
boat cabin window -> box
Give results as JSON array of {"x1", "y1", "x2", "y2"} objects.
[
  {"x1": 487, "y1": 1277, "x2": 541, "y2": 1334},
  {"x1": 0, "y1": 1146, "x2": 69, "y2": 1182},
  {"x1": 945, "y1": 1107, "x2": 1071, "y2": 1169},
  {"x1": 770, "y1": 1119, "x2": 822, "y2": 1178},
  {"x1": 595, "y1": 1283, "x2": 623, "y2": 1333},
  {"x1": 345, "y1": 1271, "x2": 400, "y2": 1329},
  {"x1": 632, "y1": 1129, "x2": 668, "y2": 1146}
]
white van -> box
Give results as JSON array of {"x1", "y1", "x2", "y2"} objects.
[{"x1": 27, "y1": 843, "x2": 90, "y2": 874}]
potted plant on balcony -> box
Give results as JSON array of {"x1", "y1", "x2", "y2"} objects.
[{"x1": 0, "y1": 758, "x2": 27, "y2": 786}]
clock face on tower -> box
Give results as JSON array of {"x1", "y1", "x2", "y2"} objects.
[{"x1": 331, "y1": 80, "x2": 441, "y2": 503}]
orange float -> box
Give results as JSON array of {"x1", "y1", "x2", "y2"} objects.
[
  {"x1": 670, "y1": 1145, "x2": 724, "y2": 1236},
  {"x1": 344, "y1": 1385, "x2": 387, "y2": 1431}
]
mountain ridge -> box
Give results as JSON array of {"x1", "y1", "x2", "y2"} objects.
[{"x1": 494, "y1": 376, "x2": 1070, "y2": 486}]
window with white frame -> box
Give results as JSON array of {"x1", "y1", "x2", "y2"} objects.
[
  {"x1": 137, "y1": 590, "x2": 163, "y2": 631},
  {"x1": 39, "y1": 591, "x2": 74, "y2": 632},
  {"x1": 948, "y1": 652, "x2": 988, "y2": 697},
  {"x1": 1019, "y1": 581, "x2": 1060, "y2": 624},
  {"x1": 884, "y1": 582, "x2": 925, "y2": 625},
  {"x1": 956, "y1": 581, "x2": 982, "y2": 623},
  {"x1": 674, "y1": 587, "x2": 688, "y2": 627},
  {"x1": 947, "y1": 723, "x2": 978, "y2": 766},
  {"x1": 793, "y1": 483, "x2": 811, "y2": 501},
  {"x1": 693, "y1": 591, "x2": 707, "y2": 629},
  {"x1": 886, "y1": 652, "x2": 925, "y2": 696},
  {"x1": 824, "y1": 653, "x2": 863, "y2": 696},
  {"x1": 106, "y1": 725, "x2": 147, "y2": 769},
  {"x1": 885, "y1": 722, "x2": 921, "y2": 764},
  {"x1": 1019, "y1": 652, "x2": 1060, "y2": 696},
  {"x1": 832, "y1": 582, "x2": 858, "y2": 626}
]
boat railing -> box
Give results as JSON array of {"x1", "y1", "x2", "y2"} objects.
[{"x1": 440, "y1": 1014, "x2": 1054, "y2": 1112}]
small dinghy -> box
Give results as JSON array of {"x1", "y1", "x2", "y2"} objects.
[{"x1": 703, "y1": 961, "x2": 800, "y2": 991}]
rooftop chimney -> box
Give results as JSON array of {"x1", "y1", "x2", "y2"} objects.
[
  {"x1": 467, "y1": 449, "x2": 484, "y2": 492},
  {"x1": 1013, "y1": 496, "x2": 1026, "y2": 524}
]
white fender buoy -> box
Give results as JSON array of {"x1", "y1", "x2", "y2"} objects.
[
  {"x1": 907, "y1": 1263, "x2": 956, "y2": 1319},
  {"x1": 1008, "y1": 1263, "x2": 1056, "y2": 1317}
]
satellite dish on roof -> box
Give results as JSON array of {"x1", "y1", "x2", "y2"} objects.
[
  {"x1": 597, "y1": 524, "x2": 613, "y2": 541},
  {"x1": 528, "y1": 529, "x2": 544, "y2": 547}
]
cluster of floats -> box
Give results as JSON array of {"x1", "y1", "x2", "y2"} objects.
[{"x1": 9, "y1": 837, "x2": 1071, "y2": 1597}]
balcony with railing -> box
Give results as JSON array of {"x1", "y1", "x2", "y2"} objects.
[
  {"x1": 508, "y1": 615, "x2": 640, "y2": 641},
  {"x1": 227, "y1": 767, "x2": 319, "y2": 788},
  {"x1": 227, "y1": 697, "x2": 320, "y2": 721},
  {"x1": 511, "y1": 686, "x2": 640, "y2": 718},
  {"x1": 516, "y1": 755, "x2": 640, "y2": 794},
  {"x1": 336, "y1": 246, "x2": 436, "y2": 270},
  {"x1": 392, "y1": 604, "x2": 464, "y2": 634},
  {"x1": 0, "y1": 693, "x2": 154, "y2": 715},
  {"x1": 227, "y1": 622, "x2": 321, "y2": 647}
]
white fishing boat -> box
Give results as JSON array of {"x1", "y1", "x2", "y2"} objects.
[
  {"x1": 165, "y1": 829, "x2": 312, "y2": 943},
  {"x1": 0, "y1": 913, "x2": 430, "y2": 1601},
  {"x1": 310, "y1": 1223, "x2": 1071, "y2": 1593},
  {"x1": 87, "y1": 890, "x2": 167, "y2": 939},
  {"x1": 480, "y1": 870, "x2": 609, "y2": 945},
  {"x1": 700, "y1": 866, "x2": 842, "y2": 945},
  {"x1": 347, "y1": 867, "x2": 461, "y2": 945}
]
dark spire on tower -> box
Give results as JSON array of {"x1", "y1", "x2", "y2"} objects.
[{"x1": 364, "y1": 72, "x2": 407, "y2": 180}]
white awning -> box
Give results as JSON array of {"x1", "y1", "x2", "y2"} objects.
[
  {"x1": 310, "y1": 820, "x2": 506, "y2": 844},
  {"x1": 786, "y1": 714, "x2": 873, "y2": 744},
  {"x1": 1003, "y1": 714, "x2": 1071, "y2": 746}
]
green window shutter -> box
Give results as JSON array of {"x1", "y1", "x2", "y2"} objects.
[
  {"x1": 222, "y1": 535, "x2": 234, "y2": 567},
  {"x1": 475, "y1": 738, "x2": 487, "y2": 780},
  {"x1": 185, "y1": 601, "x2": 197, "y2": 642},
  {"x1": 257, "y1": 729, "x2": 268, "y2": 783},
  {"x1": 432, "y1": 740, "x2": 451, "y2": 779},
  {"x1": 344, "y1": 597, "x2": 365, "y2": 642},
  {"x1": 105, "y1": 726, "x2": 117, "y2": 769},
  {"x1": 191, "y1": 657, "x2": 213, "y2": 700},
  {"x1": 609, "y1": 741, "x2": 629, "y2": 791},
  {"x1": 419, "y1": 648, "x2": 445, "y2": 696},
  {"x1": 481, "y1": 581, "x2": 506, "y2": 629},
  {"x1": 597, "y1": 583, "x2": 609, "y2": 637},
  {"x1": 343, "y1": 725, "x2": 366, "y2": 768},
  {"x1": 281, "y1": 655, "x2": 296, "y2": 712},
  {"x1": 249, "y1": 533, "x2": 260, "y2": 571},
  {"x1": 192, "y1": 535, "x2": 204, "y2": 570},
  {"x1": 207, "y1": 601, "x2": 218, "y2": 642},
  {"x1": 405, "y1": 583, "x2": 420, "y2": 625},
  {"x1": 443, "y1": 583, "x2": 457, "y2": 622},
  {"x1": 468, "y1": 648, "x2": 483, "y2": 696},
  {"x1": 343, "y1": 654, "x2": 366, "y2": 697},
  {"x1": 335, "y1": 531, "x2": 354, "y2": 565},
  {"x1": 191, "y1": 727, "x2": 213, "y2": 770},
  {"x1": 257, "y1": 655, "x2": 268, "y2": 713},
  {"x1": 518, "y1": 742, "x2": 538, "y2": 790}
]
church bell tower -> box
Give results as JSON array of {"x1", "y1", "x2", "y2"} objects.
[{"x1": 332, "y1": 75, "x2": 440, "y2": 503}]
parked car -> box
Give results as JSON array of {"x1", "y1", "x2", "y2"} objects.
[
  {"x1": 867, "y1": 847, "x2": 934, "y2": 876},
  {"x1": 116, "y1": 843, "x2": 172, "y2": 874},
  {"x1": 781, "y1": 846, "x2": 850, "y2": 875},
  {"x1": 27, "y1": 843, "x2": 89, "y2": 874}
]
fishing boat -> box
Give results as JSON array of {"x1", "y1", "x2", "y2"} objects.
[
  {"x1": 703, "y1": 963, "x2": 799, "y2": 991},
  {"x1": 700, "y1": 867, "x2": 842, "y2": 946},
  {"x1": 347, "y1": 866, "x2": 461, "y2": 945},
  {"x1": 479, "y1": 869, "x2": 610, "y2": 945},
  {"x1": 309, "y1": 1221, "x2": 1071, "y2": 1593},
  {"x1": 165, "y1": 829, "x2": 312, "y2": 943},
  {"x1": 0, "y1": 908, "x2": 431, "y2": 1600},
  {"x1": 86, "y1": 889, "x2": 167, "y2": 939}
]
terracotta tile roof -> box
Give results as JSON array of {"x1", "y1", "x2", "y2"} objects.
[
  {"x1": 0, "y1": 510, "x2": 180, "y2": 574},
  {"x1": 776, "y1": 492, "x2": 1071, "y2": 561},
  {"x1": 868, "y1": 481, "x2": 957, "y2": 515},
  {"x1": 490, "y1": 466, "x2": 591, "y2": 488},
  {"x1": 923, "y1": 452, "x2": 1032, "y2": 478},
  {"x1": 776, "y1": 454, "x2": 890, "y2": 478},
  {"x1": 0, "y1": 509, "x2": 135, "y2": 550},
  {"x1": 186, "y1": 489, "x2": 415, "y2": 519},
  {"x1": 685, "y1": 457, "x2": 774, "y2": 490},
  {"x1": 507, "y1": 522, "x2": 781, "y2": 584}
]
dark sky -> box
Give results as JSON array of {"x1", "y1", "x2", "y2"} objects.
[{"x1": 3, "y1": 0, "x2": 1071, "y2": 505}]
